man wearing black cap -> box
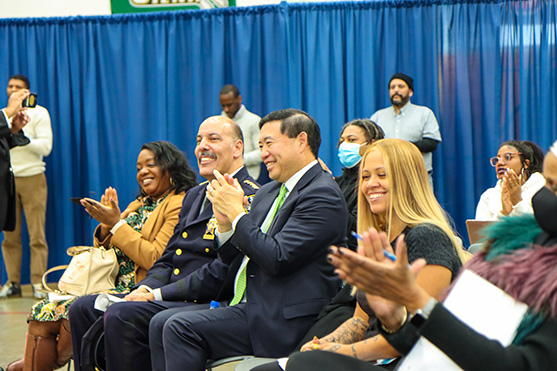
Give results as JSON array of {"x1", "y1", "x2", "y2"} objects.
[{"x1": 371, "y1": 73, "x2": 441, "y2": 183}]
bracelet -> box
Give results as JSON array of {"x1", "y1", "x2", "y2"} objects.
[
  {"x1": 381, "y1": 306, "x2": 408, "y2": 334},
  {"x1": 409, "y1": 297, "x2": 438, "y2": 329},
  {"x1": 110, "y1": 219, "x2": 127, "y2": 235},
  {"x1": 412, "y1": 297, "x2": 437, "y2": 319}
]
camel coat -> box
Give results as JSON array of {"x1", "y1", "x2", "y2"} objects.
[{"x1": 94, "y1": 190, "x2": 185, "y2": 283}]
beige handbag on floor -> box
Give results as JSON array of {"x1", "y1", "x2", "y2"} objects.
[{"x1": 42, "y1": 246, "x2": 119, "y2": 296}]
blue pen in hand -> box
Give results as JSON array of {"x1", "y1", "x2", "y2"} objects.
[{"x1": 351, "y1": 231, "x2": 397, "y2": 262}]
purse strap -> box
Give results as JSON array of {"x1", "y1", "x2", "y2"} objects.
[
  {"x1": 67, "y1": 246, "x2": 92, "y2": 256},
  {"x1": 42, "y1": 265, "x2": 70, "y2": 293},
  {"x1": 41, "y1": 246, "x2": 113, "y2": 294}
]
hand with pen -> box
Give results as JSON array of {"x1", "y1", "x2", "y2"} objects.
[{"x1": 328, "y1": 228, "x2": 431, "y2": 332}]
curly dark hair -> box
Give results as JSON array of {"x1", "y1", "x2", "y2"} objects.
[
  {"x1": 500, "y1": 140, "x2": 544, "y2": 180},
  {"x1": 521, "y1": 140, "x2": 544, "y2": 175},
  {"x1": 139, "y1": 141, "x2": 197, "y2": 198}
]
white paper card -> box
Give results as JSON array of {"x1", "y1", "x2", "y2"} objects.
[
  {"x1": 398, "y1": 269, "x2": 528, "y2": 370},
  {"x1": 277, "y1": 357, "x2": 288, "y2": 370},
  {"x1": 48, "y1": 292, "x2": 75, "y2": 302},
  {"x1": 94, "y1": 293, "x2": 126, "y2": 312}
]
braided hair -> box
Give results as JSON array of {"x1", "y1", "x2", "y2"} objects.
[{"x1": 339, "y1": 119, "x2": 385, "y2": 145}]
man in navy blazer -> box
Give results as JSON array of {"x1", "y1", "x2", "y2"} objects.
[
  {"x1": 68, "y1": 116, "x2": 259, "y2": 371},
  {"x1": 153, "y1": 108, "x2": 347, "y2": 370}
]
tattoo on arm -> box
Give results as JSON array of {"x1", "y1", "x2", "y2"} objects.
[
  {"x1": 351, "y1": 344, "x2": 359, "y2": 360},
  {"x1": 327, "y1": 317, "x2": 368, "y2": 344},
  {"x1": 328, "y1": 344, "x2": 342, "y2": 353}
]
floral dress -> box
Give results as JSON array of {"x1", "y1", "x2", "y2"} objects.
[{"x1": 29, "y1": 196, "x2": 166, "y2": 322}]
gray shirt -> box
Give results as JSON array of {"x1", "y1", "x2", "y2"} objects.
[
  {"x1": 222, "y1": 104, "x2": 262, "y2": 179},
  {"x1": 371, "y1": 102, "x2": 441, "y2": 171}
]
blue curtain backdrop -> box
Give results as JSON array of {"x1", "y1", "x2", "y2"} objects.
[{"x1": 0, "y1": 0, "x2": 555, "y2": 284}]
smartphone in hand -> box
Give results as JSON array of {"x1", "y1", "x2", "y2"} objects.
[{"x1": 22, "y1": 93, "x2": 38, "y2": 108}]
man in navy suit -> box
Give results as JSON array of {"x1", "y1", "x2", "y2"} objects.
[
  {"x1": 68, "y1": 116, "x2": 259, "y2": 371},
  {"x1": 153, "y1": 108, "x2": 347, "y2": 370}
]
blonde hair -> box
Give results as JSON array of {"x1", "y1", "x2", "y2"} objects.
[
  {"x1": 357, "y1": 138, "x2": 468, "y2": 262},
  {"x1": 551, "y1": 139, "x2": 557, "y2": 157}
]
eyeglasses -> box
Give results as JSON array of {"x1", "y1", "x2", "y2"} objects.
[{"x1": 489, "y1": 152, "x2": 522, "y2": 167}]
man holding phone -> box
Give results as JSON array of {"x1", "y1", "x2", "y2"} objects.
[
  {"x1": 0, "y1": 74, "x2": 53, "y2": 300},
  {"x1": 1, "y1": 89, "x2": 30, "y2": 231}
]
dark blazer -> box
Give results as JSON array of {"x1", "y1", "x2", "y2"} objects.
[
  {"x1": 335, "y1": 165, "x2": 359, "y2": 250},
  {"x1": 0, "y1": 112, "x2": 29, "y2": 231},
  {"x1": 379, "y1": 304, "x2": 557, "y2": 371},
  {"x1": 137, "y1": 166, "x2": 259, "y2": 302},
  {"x1": 218, "y1": 162, "x2": 348, "y2": 357}
]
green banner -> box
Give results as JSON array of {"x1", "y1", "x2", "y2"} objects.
[{"x1": 111, "y1": 0, "x2": 235, "y2": 14}]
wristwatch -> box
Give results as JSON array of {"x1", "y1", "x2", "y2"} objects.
[{"x1": 410, "y1": 297, "x2": 437, "y2": 328}]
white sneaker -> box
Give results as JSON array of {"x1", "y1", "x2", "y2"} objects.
[
  {"x1": 32, "y1": 283, "x2": 48, "y2": 300},
  {"x1": 0, "y1": 281, "x2": 22, "y2": 299}
]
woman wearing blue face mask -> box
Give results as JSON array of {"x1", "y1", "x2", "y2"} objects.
[{"x1": 336, "y1": 119, "x2": 385, "y2": 250}]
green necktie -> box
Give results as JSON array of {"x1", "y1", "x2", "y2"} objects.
[{"x1": 230, "y1": 184, "x2": 288, "y2": 306}]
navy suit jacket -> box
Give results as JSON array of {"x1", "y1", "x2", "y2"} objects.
[
  {"x1": 217, "y1": 162, "x2": 348, "y2": 357},
  {"x1": 137, "y1": 166, "x2": 259, "y2": 302},
  {"x1": 0, "y1": 112, "x2": 29, "y2": 231}
]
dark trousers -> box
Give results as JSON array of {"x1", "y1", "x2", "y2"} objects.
[
  {"x1": 149, "y1": 304, "x2": 210, "y2": 371},
  {"x1": 286, "y1": 351, "x2": 392, "y2": 371},
  {"x1": 155, "y1": 303, "x2": 254, "y2": 371},
  {"x1": 68, "y1": 293, "x2": 203, "y2": 371},
  {"x1": 68, "y1": 294, "x2": 107, "y2": 371}
]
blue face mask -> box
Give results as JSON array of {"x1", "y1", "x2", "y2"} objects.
[{"x1": 338, "y1": 142, "x2": 366, "y2": 168}]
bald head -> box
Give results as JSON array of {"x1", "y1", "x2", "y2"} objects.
[
  {"x1": 544, "y1": 150, "x2": 557, "y2": 195},
  {"x1": 195, "y1": 116, "x2": 245, "y2": 180}
]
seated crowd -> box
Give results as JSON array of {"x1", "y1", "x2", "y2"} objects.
[{"x1": 2, "y1": 85, "x2": 557, "y2": 371}]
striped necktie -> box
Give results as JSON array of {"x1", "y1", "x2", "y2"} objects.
[{"x1": 230, "y1": 184, "x2": 288, "y2": 306}]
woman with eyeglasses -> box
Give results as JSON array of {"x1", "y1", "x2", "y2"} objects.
[
  {"x1": 314, "y1": 140, "x2": 557, "y2": 371},
  {"x1": 475, "y1": 140, "x2": 545, "y2": 220}
]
